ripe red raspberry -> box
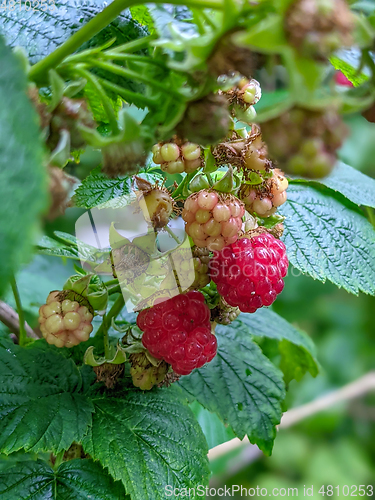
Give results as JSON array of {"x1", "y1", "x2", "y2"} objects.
[
  {"x1": 152, "y1": 141, "x2": 203, "y2": 174},
  {"x1": 137, "y1": 291, "x2": 217, "y2": 375},
  {"x1": 240, "y1": 168, "x2": 288, "y2": 217},
  {"x1": 182, "y1": 190, "x2": 245, "y2": 251},
  {"x1": 210, "y1": 233, "x2": 288, "y2": 313},
  {"x1": 38, "y1": 291, "x2": 93, "y2": 348}
]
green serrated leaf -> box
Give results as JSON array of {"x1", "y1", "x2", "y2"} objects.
[
  {"x1": 279, "y1": 339, "x2": 319, "y2": 385},
  {"x1": 238, "y1": 309, "x2": 317, "y2": 357},
  {"x1": 189, "y1": 401, "x2": 235, "y2": 450},
  {"x1": 73, "y1": 167, "x2": 131, "y2": 209},
  {"x1": 0, "y1": 37, "x2": 47, "y2": 297},
  {"x1": 0, "y1": 340, "x2": 94, "y2": 454},
  {"x1": 290, "y1": 162, "x2": 375, "y2": 209},
  {"x1": 130, "y1": 6, "x2": 156, "y2": 34},
  {"x1": 0, "y1": 459, "x2": 127, "y2": 500},
  {"x1": 178, "y1": 323, "x2": 286, "y2": 455},
  {"x1": 82, "y1": 389, "x2": 209, "y2": 499},
  {"x1": 280, "y1": 184, "x2": 375, "y2": 295}
]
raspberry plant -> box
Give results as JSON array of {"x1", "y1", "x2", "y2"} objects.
[{"x1": 0, "y1": 0, "x2": 375, "y2": 498}]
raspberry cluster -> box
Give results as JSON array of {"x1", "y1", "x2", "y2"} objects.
[
  {"x1": 137, "y1": 291, "x2": 217, "y2": 375},
  {"x1": 261, "y1": 107, "x2": 348, "y2": 178},
  {"x1": 240, "y1": 169, "x2": 288, "y2": 217},
  {"x1": 152, "y1": 141, "x2": 203, "y2": 174},
  {"x1": 210, "y1": 233, "x2": 288, "y2": 313},
  {"x1": 38, "y1": 291, "x2": 93, "y2": 348},
  {"x1": 182, "y1": 190, "x2": 245, "y2": 251}
]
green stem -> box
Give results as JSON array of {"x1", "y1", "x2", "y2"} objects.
[
  {"x1": 95, "y1": 294, "x2": 125, "y2": 338},
  {"x1": 98, "y1": 77, "x2": 157, "y2": 109},
  {"x1": 105, "y1": 279, "x2": 119, "y2": 287},
  {"x1": 10, "y1": 276, "x2": 27, "y2": 346},
  {"x1": 365, "y1": 207, "x2": 375, "y2": 228},
  {"x1": 108, "y1": 285, "x2": 122, "y2": 295},
  {"x1": 53, "y1": 450, "x2": 65, "y2": 471},
  {"x1": 102, "y1": 53, "x2": 168, "y2": 69},
  {"x1": 92, "y1": 60, "x2": 183, "y2": 98},
  {"x1": 206, "y1": 172, "x2": 214, "y2": 187},
  {"x1": 171, "y1": 172, "x2": 195, "y2": 199},
  {"x1": 28, "y1": 0, "x2": 223, "y2": 83},
  {"x1": 164, "y1": 226, "x2": 182, "y2": 245},
  {"x1": 107, "y1": 34, "x2": 157, "y2": 54},
  {"x1": 75, "y1": 67, "x2": 120, "y2": 133},
  {"x1": 102, "y1": 313, "x2": 111, "y2": 358}
]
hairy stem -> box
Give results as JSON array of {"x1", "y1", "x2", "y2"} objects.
[
  {"x1": 28, "y1": 0, "x2": 223, "y2": 83},
  {"x1": 10, "y1": 276, "x2": 27, "y2": 346}
]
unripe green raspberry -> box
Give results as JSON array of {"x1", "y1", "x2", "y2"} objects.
[
  {"x1": 161, "y1": 143, "x2": 180, "y2": 162},
  {"x1": 130, "y1": 352, "x2": 169, "y2": 390},
  {"x1": 38, "y1": 291, "x2": 93, "y2": 348},
  {"x1": 211, "y1": 297, "x2": 240, "y2": 325}
]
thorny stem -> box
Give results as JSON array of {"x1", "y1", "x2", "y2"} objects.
[
  {"x1": 28, "y1": 0, "x2": 224, "y2": 83},
  {"x1": 10, "y1": 276, "x2": 27, "y2": 346},
  {"x1": 95, "y1": 294, "x2": 125, "y2": 338}
]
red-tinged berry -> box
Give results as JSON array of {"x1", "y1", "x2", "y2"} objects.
[
  {"x1": 152, "y1": 140, "x2": 203, "y2": 174},
  {"x1": 182, "y1": 191, "x2": 245, "y2": 251},
  {"x1": 210, "y1": 233, "x2": 288, "y2": 313},
  {"x1": 138, "y1": 291, "x2": 217, "y2": 375},
  {"x1": 38, "y1": 291, "x2": 93, "y2": 348},
  {"x1": 261, "y1": 107, "x2": 348, "y2": 178},
  {"x1": 285, "y1": 0, "x2": 353, "y2": 60},
  {"x1": 240, "y1": 168, "x2": 288, "y2": 217}
]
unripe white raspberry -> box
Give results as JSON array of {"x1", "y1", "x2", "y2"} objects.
[
  {"x1": 138, "y1": 187, "x2": 174, "y2": 228},
  {"x1": 39, "y1": 291, "x2": 93, "y2": 348}
]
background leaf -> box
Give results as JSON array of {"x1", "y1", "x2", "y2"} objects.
[
  {"x1": 82, "y1": 388, "x2": 209, "y2": 500},
  {"x1": 238, "y1": 309, "x2": 319, "y2": 383},
  {"x1": 0, "y1": 458, "x2": 127, "y2": 500},
  {"x1": 0, "y1": 340, "x2": 94, "y2": 454},
  {"x1": 0, "y1": 37, "x2": 47, "y2": 297},
  {"x1": 178, "y1": 323, "x2": 286, "y2": 455},
  {"x1": 73, "y1": 167, "x2": 131, "y2": 209},
  {"x1": 291, "y1": 162, "x2": 375, "y2": 208},
  {"x1": 280, "y1": 184, "x2": 375, "y2": 295},
  {"x1": 1, "y1": 1, "x2": 148, "y2": 93}
]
